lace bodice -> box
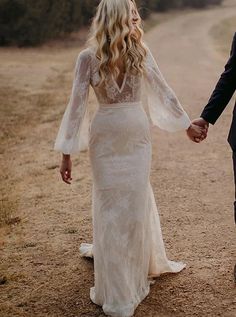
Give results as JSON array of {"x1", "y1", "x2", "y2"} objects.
[
  {"x1": 89, "y1": 51, "x2": 142, "y2": 104},
  {"x1": 54, "y1": 45, "x2": 191, "y2": 154}
]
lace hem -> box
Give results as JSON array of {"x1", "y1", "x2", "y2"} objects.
[{"x1": 90, "y1": 282, "x2": 151, "y2": 317}]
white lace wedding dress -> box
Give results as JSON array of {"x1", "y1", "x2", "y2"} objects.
[{"x1": 54, "y1": 44, "x2": 191, "y2": 317}]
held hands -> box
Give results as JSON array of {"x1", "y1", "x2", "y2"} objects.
[
  {"x1": 60, "y1": 155, "x2": 72, "y2": 184},
  {"x1": 186, "y1": 118, "x2": 209, "y2": 143}
]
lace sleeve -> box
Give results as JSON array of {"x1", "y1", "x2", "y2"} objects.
[
  {"x1": 53, "y1": 49, "x2": 91, "y2": 154},
  {"x1": 143, "y1": 46, "x2": 191, "y2": 132}
]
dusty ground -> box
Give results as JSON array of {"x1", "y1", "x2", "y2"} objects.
[{"x1": 0, "y1": 1, "x2": 236, "y2": 316}]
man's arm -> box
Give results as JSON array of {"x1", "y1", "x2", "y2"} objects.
[{"x1": 200, "y1": 32, "x2": 236, "y2": 125}]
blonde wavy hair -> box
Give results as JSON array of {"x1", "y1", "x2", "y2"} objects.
[{"x1": 86, "y1": 0, "x2": 147, "y2": 85}]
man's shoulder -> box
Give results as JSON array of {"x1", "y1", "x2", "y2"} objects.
[
  {"x1": 232, "y1": 32, "x2": 236, "y2": 45},
  {"x1": 233, "y1": 32, "x2": 236, "y2": 41},
  {"x1": 230, "y1": 33, "x2": 236, "y2": 56}
]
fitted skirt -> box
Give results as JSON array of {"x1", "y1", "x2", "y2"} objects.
[{"x1": 79, "y1": 101, "x2": 186, "y2": 317}]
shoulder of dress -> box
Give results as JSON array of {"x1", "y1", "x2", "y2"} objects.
[
  {"x1": 77, "y1": 47, "x2": 95, "y2": 63},
  {"x1": 142, "y1": 42, "x2": 151, "y2": 54},
  {"x1": 142, "y1": 43, "x2": 153, "y2": 62}
]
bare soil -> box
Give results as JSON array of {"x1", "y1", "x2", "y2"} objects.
[{"x1": 0, "y1": 1, "x2": 236, "y2": 316}]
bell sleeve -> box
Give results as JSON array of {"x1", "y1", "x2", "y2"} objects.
[
  {"x1": 143, "y1": 46, "x2": 191, "y2": 132},
  {"x1": 53, "y1": 49, "x2": 91, "y2": 154}
]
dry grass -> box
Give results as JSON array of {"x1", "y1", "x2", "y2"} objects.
[
  {"x1": 0, "y1": 198, "x2": 20, "y2": 228},
  {"x1": 0, "y1": 160, "x2": 20, "y2": 228}
]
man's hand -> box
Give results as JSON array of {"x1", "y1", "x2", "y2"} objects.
[
  {"x1": 191, "y1": 117, "x2": 209, "y2": 141},
  {"x1": 186, "y1": 123, "x2": 206, "y2": 143}
]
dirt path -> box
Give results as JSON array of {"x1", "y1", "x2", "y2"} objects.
[{"x1": 0, "y1": 1, "x2": 236, "y2": 316}]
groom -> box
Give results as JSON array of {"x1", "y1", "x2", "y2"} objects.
[{"x1": 189, "y1": 32, "x2": 236, "y2": 222}]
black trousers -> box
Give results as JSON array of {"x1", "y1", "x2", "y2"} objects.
[{"x1": 233, "y1": 152, "x2": 236, "y2": 223}]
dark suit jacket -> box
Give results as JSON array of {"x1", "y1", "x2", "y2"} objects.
[{"x1": 201, "y1": 32, "x2": 236, "y2": 151}]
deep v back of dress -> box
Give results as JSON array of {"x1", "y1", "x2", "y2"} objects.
[
  {"x1": 89, "y1": 49, "x2": 142, "y2": 106},
  {"x1": 112, "y1": 56, "x2": 127, "y2": 90},
  {"x1": 111, "y1": 71, "x2": 127, "y2": 92}
]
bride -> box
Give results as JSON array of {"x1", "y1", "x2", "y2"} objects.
[{"x1": 54, "y1": 0, "x2": 204, "y2": 316}]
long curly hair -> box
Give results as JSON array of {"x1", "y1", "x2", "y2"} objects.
[{"x1": 86, "y1": 0, "x2": 147, "y2": 85}]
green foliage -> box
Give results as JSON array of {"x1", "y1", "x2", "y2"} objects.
[
  {"x1": 0, "y1": 0, "x2": 223, "y2": 46},
  {"x1": 0, "y1": 0, "x2": 98, "y2": 46}
]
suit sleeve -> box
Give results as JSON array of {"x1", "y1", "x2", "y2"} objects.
[{"x1": 201, "y1": 33, "x2": 236, "y2": 124}]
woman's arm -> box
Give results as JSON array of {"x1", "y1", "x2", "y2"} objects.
[
  {"x1": 54, "y1": 49, "x2": 91, "y2": 155},
  {"x1": 54, "y1": 49, "x2": 91, "y2": 184},
  {"x1": 143, "y1": 45, "x2": 192, "y2": 132}
]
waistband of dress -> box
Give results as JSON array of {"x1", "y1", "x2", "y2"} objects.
[{"x1": 98, "y1": 101, "x2": 142, "y2": 109}]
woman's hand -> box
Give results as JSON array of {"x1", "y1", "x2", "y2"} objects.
[
  {"x1": 60, "y1": 154, "x2": 72, "y2": 184},
  {"x1": 186, "y1": 123, "x2": 207, "y2": 143}
]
